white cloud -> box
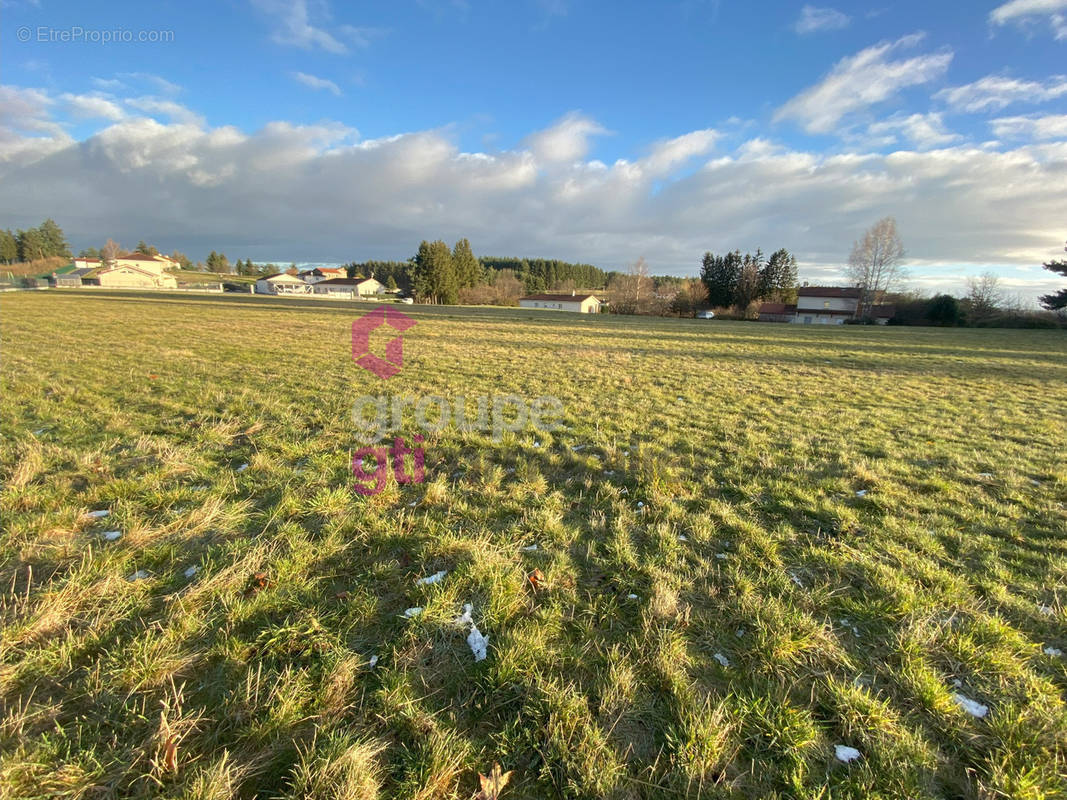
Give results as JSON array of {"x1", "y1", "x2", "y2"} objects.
[
  {"x1": 1, "y1": 103, "x2": 1065, "y2": 303},
  {"x1": 0, "y1": 85, "x2": 70, "y2": 163},
  {"x1": 251, "y1": 0, "x2": 378, "y2": 53},
  {"x1": 936, "y1": 74, "x2": 1067, "y2": 113},
  {"x1": 989, "y1": 0, "x2": 1067, "y2": 39},
  {"x1": 775, "y1": 34, "x2": 953, "y2": 134},
  {"x1": 125, "y1": 97, "x2": 205, "y2": 126},
  {"x1": 867, "y1": 113, "x2": 960, "y2": 149},
  {"x1": 794, "y1": 5, "x2": 850, "y2": 34},
  {"x1": 291, "y1": 71, "x2": 342, "y2": 96},
  {"x1": 992, "y1": 114, "x2": 1067, "y2": 139},
  {"x1": 523, "y1": 112, "x2": 609, "y2": 163},
  {"x1": 61, "y1": 93, "x2": 126, "y2": 121}
]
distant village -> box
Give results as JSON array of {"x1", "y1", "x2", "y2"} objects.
[{"x1": 42, "y1": 253, "x2": 893, "y2": 325}]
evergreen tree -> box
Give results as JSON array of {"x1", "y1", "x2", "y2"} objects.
[
  {"x1": 135, "y1": 240, "x2": 158, "y2": 256},
  {"x1": 16, "y1": 228, "x2": 45, "y2": 262},
  {"x1": 700, "y1": 251, "x2": 741, "y2": 308},
  {"x1": 452, "y1": 238, "x2": 481, "y2": 288},
  {"x1": 927, "y1": 294, "x2": 963, "y2": 326},
  {"x1": 387, "y1": 275, "x2": 398, "y2": 291},
  {"x1": 0, "y1": 229, "x2": 17, "y2": 263},
  {"x1": 38, "y1": 219, "x2": 70, "y2": 259},
  {"x1": 410, "y1": 240, "x2": 458, "y2": 303},
  {"x1": 760, "y1": 248, "x2": 799, "y2": 302},
  {"x1": 1039, "y1": 243, "x2": 1067, "y2": 311}
]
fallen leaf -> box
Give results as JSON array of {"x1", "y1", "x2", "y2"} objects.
[
  {"x1": 244, "y1": 572, "x2": 271, "y2": 597},
  {"x1": 528, "y1": 569, "x2": 545, "y2": 590},
  {"x1": 163, "y1": 733, "x2": 178, "y2": 774},
  {"x1": 478, "y1": 763, "x2": 513, "y2": 800},
  {"x1": 335, "y1": 590, "x2": 350, "y2": 601}
]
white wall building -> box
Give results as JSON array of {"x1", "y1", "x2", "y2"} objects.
[{"x1": 518, "y1": 293, "x2": 602, "y2": 313}]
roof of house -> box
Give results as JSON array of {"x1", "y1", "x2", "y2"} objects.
[
  {"x1": 309, "y1": 267, "x2": 345, "y2": 274},
  {"x1": 757, "y1": 302, "x2": 797, "y2": 314},
  {"x1": 520, "y1": 293, "x2": 600, "y2": 302},
  {"x1": 260, "y1": 272, "x2": 303, "y2": 281},
  {"x1": 315, "y1": 277, "x2": 379, "y2": 286},
  {"x1": 797, "y1": 286, "x2": 861, "y2": 298},
  {"x1": 72, "y1": 257, "x2": 101, "y2": 263},
  {"x1": 116, "y1": 252, "x2": 166, "y2": 261}
]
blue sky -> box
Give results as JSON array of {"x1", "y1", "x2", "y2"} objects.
[{"x1": 2, "y1": 0, "x2": 1066, "y2": 300}]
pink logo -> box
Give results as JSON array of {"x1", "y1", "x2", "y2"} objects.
[{"x1": 351, "y1": 306, "x2": 417, "y2": 379}]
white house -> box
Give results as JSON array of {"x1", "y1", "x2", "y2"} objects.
[
  {"x1": 757, "y1": 287, "x2": 894, "y2": 324},
  {"x1": 518, "y1": 292, "x2": 601, "y2": 313},
  {"x1": 255, "y1": 273, "x2": 309, "y2": 294},
  {"x1": 311, "y1": 277, "x2": 386, "y2": 297},
  {"x1": 301, "y1": 267, "x2": 347, "y2": 284},
  {"x1": 792, "y1": 287, "x2": 860, "y2": 324}
]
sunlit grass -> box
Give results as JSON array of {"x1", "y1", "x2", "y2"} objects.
[{"x1": 1, "y1": 292, "x2": 1065, "y2": 798}]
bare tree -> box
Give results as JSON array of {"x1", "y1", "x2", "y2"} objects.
[
  {"x1": 629, "y1": 256, "x2": 651, "y2": 306},
  {"x1": 846, "y1": 217, "x2": 906, "y2": 317},
  {"x1": 965, "y1": 272, "x2": 1003, "y2": 322},
  {"x1": 101, "y1": 238, "x2": 121, "y2": 267}
]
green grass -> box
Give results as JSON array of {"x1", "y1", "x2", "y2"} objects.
[{"x1": 1, "y1": 292, "x2": 1065, "y2": 799}]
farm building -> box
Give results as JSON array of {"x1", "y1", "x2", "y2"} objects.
[
  {"x1": 757, "y1": 287, "x2": 894, "y2": 325},
  {"x1": 518, "y1": 293, "x2": 602, "y2": 313},
  {"x1": 254, "y1": 273, "x2": 309, "y2": 294},
  {"x1": 301, "y1": 267, "x2": 347, "y2": 284},
  {"x1": 312, "y1": 277, "x2": 386, "y2": 297}
]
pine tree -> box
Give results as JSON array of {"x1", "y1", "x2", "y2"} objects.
[
  {"x1": 1039, "y1": 245, "x2": 1067, "y2": 311},
  {"x1": 38, "y1": 219, "x2": 70, "y2": 259},
  {"x1": 0, "y1": 229, "x2": 17, "y2": 263},
  {"x1": 452, "y1": 238, "x2": 481, "y2": 288},
  {"x1": 700, "y1": 251, "x2": 741, "y2": 308}
]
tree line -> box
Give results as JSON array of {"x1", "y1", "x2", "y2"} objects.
[
  {"x1": 700, "y1": 248, "x2": 799, "y2": 310},
  {"x1": 1, "y1": 219, "x2": 70, "y2": 263}
]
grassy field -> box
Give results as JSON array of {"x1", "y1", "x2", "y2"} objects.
[{"x1": 1, "y1": 292, "x2": 1065, "y2": 799}]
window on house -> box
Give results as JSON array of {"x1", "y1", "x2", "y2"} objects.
[{"x1": 823, "y1": 300, "x2": 830, "y2": 308}]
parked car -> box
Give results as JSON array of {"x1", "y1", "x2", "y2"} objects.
[{"x1": 696, "y1": 310, "x2": 715, "y2": 319}]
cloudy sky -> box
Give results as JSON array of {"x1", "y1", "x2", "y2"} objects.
[{"x1": 2, "y1": 0, "x2": 1066, "y2": 301}]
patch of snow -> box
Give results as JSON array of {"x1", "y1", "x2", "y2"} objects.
[
  {"x1": 127, "y1": 570, "x2": 149, "y2": 582},
  {"x1": 978, "y1": 472, "x2": 993, "y2": 478},
  {"x1": 408, "y1": 501, "x2": 417, "y2": 507},
  {"x1": 236, "y1": 463, "x2": 249, "y2": 472},
  {"x1": 416, "y1": 570, "x2": 447, "y2": 586},
  {"x1": 713, "y1": 652, "x2": 730, "y2": 668},
  {"x1": 789, "y1": 572, "x2": 804, "y2": 588},
  {"x1": 855, "y1": 490, "x2": 867, "y2": 497},
  {"x1": 86, "y1": 510, "x2": 110, "y2": 519},
  {"x1": 1039, "y1": 604, "x2": 1054, "y2": 616},
  {"x1": 467, "y1": 625, "x2": 489, "y2": 661},
  {"x1": 627, "y1": 593, "x2": 639, "y2": 599},
  {"x1": 1044, "y1": 646, "x2": 1063, "y2": 657},
  {"x1": 403, "y1": 607, "x2": 423, "y2": 618},
  {"x1": 184, "y1": 565, "x2": 199, "y2": 578},
  {"x1": 1030, "y1": 479, "x2": 1042, "y2": 487},
  {"x1": 953, "y1": 692, "x2": 988, "y2": 718},
  {"x1": 716, "y1": 553, "x2": 727, "y2": 559},
  {"x1": 454, "y1": 603, "x2": 473, "y2": 626},
  {"x1": 637, "y1": 501, "x2": 644, "y2": 508},
  {"x1": 102, "y1": 531, "x2": 122, "y2": 541},
  {"x1": 677, "y1": 534, "x2": 688, "y2": 542},
  {"x1": 522, "y1": 544, "x2": 538, "y2": 551},
  {"x1": 835, "y1": 745, "x2": 861, "y2": 763},
  {"x1": 367, "y1": 654, "x2": 379, "y2": 669}
]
